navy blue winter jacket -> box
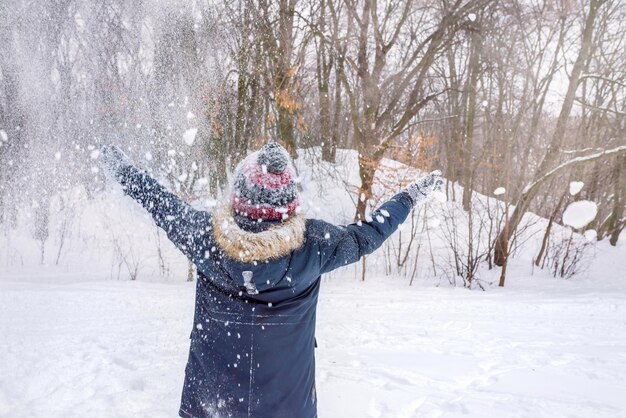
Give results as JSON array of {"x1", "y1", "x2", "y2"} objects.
[{"x1": 116, "y1": 165, "x2": 414, "y2": 418}]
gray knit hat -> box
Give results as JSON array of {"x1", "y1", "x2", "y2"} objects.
[{"x1": 230, "y1": 142, "x2": 299, "y2": 220}]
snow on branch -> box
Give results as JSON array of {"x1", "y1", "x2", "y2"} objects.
[{"x1": 522, "y1": 145, "x2": 626, "y2": 195}]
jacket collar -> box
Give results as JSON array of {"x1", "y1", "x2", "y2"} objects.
[{"x1": 212, "y1": 203, "x2": 306, "y2": 263}]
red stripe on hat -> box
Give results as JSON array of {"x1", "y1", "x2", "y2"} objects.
[
  {"x1": 243, "y1": 163, "x2": 295, "y2": 190},
  {"x1": 231, "y1": 197, "x2": 300, "y2": 221}
]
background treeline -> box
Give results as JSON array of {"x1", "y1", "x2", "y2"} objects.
[{"x1": 0, "y1": 0, "x2": 624, "y2": 275}]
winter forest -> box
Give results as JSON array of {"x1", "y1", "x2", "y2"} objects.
[{"x1": 1, "y1": 0, "x2": 625, "y2": 417}]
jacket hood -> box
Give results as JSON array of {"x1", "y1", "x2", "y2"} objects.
[
  {"x1": 212, "y1": 203, "x2": 305, "y2": 263},
  {"x1": 210, "y1": 203, "x2": 306, "y2": 295}
]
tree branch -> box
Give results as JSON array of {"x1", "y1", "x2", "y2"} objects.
[{"x1": 522, "y1": 145, "x2": 626, "y2": 195}]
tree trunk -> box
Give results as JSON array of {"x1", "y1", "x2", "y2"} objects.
[
  {"x1": 355, "y1": 153, "x2": 378, "y2": 221},
  {"x1": 535, "y1": 193, "x2": 566, "y2": 266},
  {"x1": 607, "y1": 155, "x2": 626, "y2": 245},
  {"x1": 274, "y1": 0, "x2": 298, "y2": 158},
  {"x1": 277, "y1": 104, "x2": 297, "y2": 158},
  {"x1": 461, "y1": 24, "x2": 482, "y2": 211},
  {"x1": 233, "y1": 65, "x2": 249, "y2": 165},
  {"x1": 317, "y1": 0, "x2": 336, "y2": 163}
]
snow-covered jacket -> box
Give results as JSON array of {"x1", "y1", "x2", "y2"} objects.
[{"x1": 116, "y1": 164, "x2": 414, "y2": 418}]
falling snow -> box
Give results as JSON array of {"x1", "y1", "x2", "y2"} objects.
[{"x1": 569, "y1": 181, "x2": 584, "y2": 196}]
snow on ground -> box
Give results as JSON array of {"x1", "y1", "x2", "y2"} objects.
[
  {"x1": 1, "y1": 147, "x2": 625, "y2": 417},
  {"x1": 1, "y1": 257, "x2": 626, "y2": 418},
  {"x1": 317, "y1": 277, "x2": 626, "y2": 418}
]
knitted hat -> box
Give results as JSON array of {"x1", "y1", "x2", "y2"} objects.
[{"x1": 231, "y1": 142, "x2": 299, "y2": 221}]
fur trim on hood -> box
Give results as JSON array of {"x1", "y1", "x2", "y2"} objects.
[{"x1": 212, "y1": 204, "x2": 306, "y2": 263}]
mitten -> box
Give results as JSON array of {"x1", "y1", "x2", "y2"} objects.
[
  {"x1": 404, "y1": 170, "x2": 443, "y2": 206},
  {"x1": 99, "y1": 145, "x2": 133, "y2": 180}
]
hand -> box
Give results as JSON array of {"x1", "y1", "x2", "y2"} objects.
[
  {"x1": 99, "y1": 145, "x2": 133, "y2": 179},
  {"x1": 404, "y1": 170, "x2": 444, "y2": 206}
]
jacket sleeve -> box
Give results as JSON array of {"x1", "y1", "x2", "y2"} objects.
[
  {"x1": 317, "y1": 191, "x2": 413, "y2": 275},
  {"x1": 116, "y1": 164, "x2": 211, "y2": 263}
]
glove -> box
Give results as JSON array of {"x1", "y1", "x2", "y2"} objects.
[
  {"x1": 404, "y1": 170, "x2": 443, "y2": 206},
  {"x1": 99, "y1": 145, "x2": 133, "y2": 180}
]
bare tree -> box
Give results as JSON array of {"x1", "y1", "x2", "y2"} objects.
[
  {"x1": 495, "y1": 0, "x2": 609, "y2": 266},
  {"x1": 329, "y1": 0, "x2": 491, "y2": 220}
]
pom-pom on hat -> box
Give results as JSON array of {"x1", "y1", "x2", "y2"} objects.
[{"x1": 231, "y1": 141, "x2": 299, "y2": 221}]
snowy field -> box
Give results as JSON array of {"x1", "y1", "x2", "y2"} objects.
[
  {"x1": 1, "y1": 149, "x2": 625, "y2": 417},
  {"x1": 1, "y1": 259, "x2": 626, "y2": 418}
]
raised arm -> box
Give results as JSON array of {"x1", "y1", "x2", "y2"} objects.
[
  {"x1": 318, "y1": 171, "x2": 442, "y2": 274},
  {"x1": 99, "y1": 145, "x2": 211, "y2": 263}
]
